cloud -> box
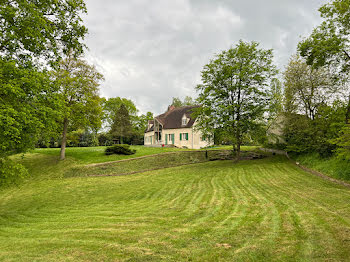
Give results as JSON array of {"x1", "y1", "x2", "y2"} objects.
[{"x1": 83, "y1": 0, "x2": 328, "y2": 115}]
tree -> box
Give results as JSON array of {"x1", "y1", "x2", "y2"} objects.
[
  {"x1": 171, "y1": 96, "x2": 196, "y2": 107},
  {"x1": 184, "y1": 96, "x2": 195, "y2": 106},
  {"x1": 196, "y1": 40, "x2": 278, "y2": 159},
  {"x1": 54, "y1": 54, "x2": 104, "y2": 160},
  {"x1": 298, "y1": 0, "x2": 350, "y2": 122},
  {"x1": 0, "y1": 0, "x2": 87, "y2": 65},
  {"x1": 135, "y1": 112, "x2": 154, "y2": 132},
  {"x1": 171, "y1": 97, "x2": 183, "y2": 107},
  {"x1": 103, "y1": 97, "x2": 138, "y2": 127},
  {"x1": 110, "y1": 104, "x2": 133, "y2": 144},
  {"x1": 283, "y1": 55, "x2": 337, "y2": 120}
]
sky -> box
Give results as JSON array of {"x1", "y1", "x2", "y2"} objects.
[{"x1": 83, "y1": 0, "x2": 328, "y2": 115}]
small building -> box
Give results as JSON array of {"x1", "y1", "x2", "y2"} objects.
[{"x1": 144, "y1": 105, "x2": 213, "y2": 149}]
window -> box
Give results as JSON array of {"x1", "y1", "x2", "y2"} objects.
[
  {"x1": 180, "y1": 133, "x2": 189, "y2": 141},
  {"x1": 182, "y1": 118, "x2": 187, "y2": 125},
  {"x1": 165, "y1": 134, "x2": 174, "y2": 144}
]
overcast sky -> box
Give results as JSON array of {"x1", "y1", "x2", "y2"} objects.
[{"x1": 83, "y1": 0, "x2": 328, "y2": 115}]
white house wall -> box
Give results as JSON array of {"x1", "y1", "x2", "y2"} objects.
[
  {"x1": 144, "y1": 131, "x2": 155, "y2": 145},
  {"x1": 144, "y1": 128, "x2": 213, "y2": 149}
]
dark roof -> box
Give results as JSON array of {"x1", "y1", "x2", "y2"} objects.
[
  {"x1": 145, "y1": 105, "x2": 200, "y2": 132},
  {"x1": 156, "y1": 105, "x2": 199, "y2": 129}
]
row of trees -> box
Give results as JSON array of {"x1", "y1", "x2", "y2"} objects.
[{"x1": 195, "y1": 0, "x2": 350, "y2": 161}]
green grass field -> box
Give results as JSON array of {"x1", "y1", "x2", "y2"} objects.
[{"x1": 1, "y1": 151, "x2": 350, "y2": 261}]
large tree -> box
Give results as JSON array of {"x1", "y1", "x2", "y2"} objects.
[
  {"x1": 196, "y1": 40, "x2": 277, "y2": 158},
  {"x1": 54, "y1": 54, "x2": 104, "y2": 160}
]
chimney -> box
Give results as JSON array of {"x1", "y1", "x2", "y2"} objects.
[{"x1": 167, "y1": 105, "x2": 176, "y2": 111}]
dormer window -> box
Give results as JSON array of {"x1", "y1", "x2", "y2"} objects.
[{"x1": 181, "y1": 114, "x2": 188, "y2": 126}]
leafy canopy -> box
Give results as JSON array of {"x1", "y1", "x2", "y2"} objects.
[
  {"x1": 0, "y1": 60, "x2": 61, "y2": 157},
  {"x1": 54, "y1": 54, "x2": 104, "y2": 131},
  {"x1": 0, "y1": 0, "x2": 88, "y2": 66},
  {"x1": 196, "y1": 40, "x2": 277, "y2": 153}
]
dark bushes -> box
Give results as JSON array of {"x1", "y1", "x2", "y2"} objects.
[{"x1": 105, "y1": 144, "x2": 136, "y2": 155}]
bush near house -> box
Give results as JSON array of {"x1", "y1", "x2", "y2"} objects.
[{"x1": 105, "y1": 144, "x2": 136, "y2": 155}]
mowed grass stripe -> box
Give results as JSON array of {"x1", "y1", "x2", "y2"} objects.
[{"x1": 0, "y1": 157, "x2": 350, "y2": 261}]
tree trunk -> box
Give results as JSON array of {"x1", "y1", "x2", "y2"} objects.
[
  {"x1": 236, "y1": 130, "x2": 241, "y2": 161},
  {"x1": 60, "y1": 117, "x2": 68, "y2": 160}
]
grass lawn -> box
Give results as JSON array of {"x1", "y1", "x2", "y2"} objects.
[{"x1": 1, "y1": 156, "x2": 350, "y2": 261}]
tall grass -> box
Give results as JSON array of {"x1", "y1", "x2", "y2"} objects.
[{"x1": 293, "y1": 153, "x2": 350, "y2": 181}]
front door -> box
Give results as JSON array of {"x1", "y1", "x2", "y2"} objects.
[{"x1": 165, "y1": 134, "x2": 174, "y2": 145}]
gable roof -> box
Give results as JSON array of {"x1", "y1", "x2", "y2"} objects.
[{"x1": 146, "y1": 105, "x2": 200, "y2": 132}]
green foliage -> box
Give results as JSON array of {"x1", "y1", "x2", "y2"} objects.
[
  {"x1": 0, "y1": 158, "x2": 28, "y2": 187},
  {"x1": 0, "y1": 0, "x2": 88, "y2": 65},
  {"x1": 110, "y1": 104, "x2": 133, "y2": 144},
  {"x1": 0, "y1": 60, "x2": 61, "y2": 157},
  {"x1": 105, "y1": 144, "x2": 136, "y2": 156},
  {"x1": 54, "y1": 54, "x2": 104, "y2": 159},
  {"x1": 55, "y1": 54, "x2": 104, "y2": 130},
  {"x1": 171, "y1": 97, "x2": 183, "y2": 107},
  {"x1": 103, "y1": 97, "x2": 138, "y2": 127},
  {"x1": 298, "y1": 0, "x2": 350, "y2": 123},
  {"x1": 171, "y1": 96, "x2": 196, "y2": 107},
  {"x1": 135, "y1": 112, "x2": 154, "y2": 132},
  {"x1": 294, "y1": 152, "x2": 350, "y2": 181},
  {"x1": 284, "y1": 102, "x2": 346, "y2": 156},
  {"x1": 196, "y1": 40, "x2": 278, "y2": 153},
  {"x1": 333, "y1": 124, "x2": 350, "y2": 160},
  {"x1": 298, "y1": 0, "x2": 350, "y2": 74},
  {"x1": 97, "y1": 133, "x2": 113, "y2": 146},
  {"x1": 283, "y1": 55, "x2": 336, "y2": 119},
  {"x1": 0, "y1": 0, "x2": 89, "y2": 159},
  {"x1": 67, "y1": 129, "x2": 99, "y2": 147}
]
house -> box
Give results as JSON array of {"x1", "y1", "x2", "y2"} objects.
[{"x1": 144, "y1": 105, "x2": 213, "y2": 149}]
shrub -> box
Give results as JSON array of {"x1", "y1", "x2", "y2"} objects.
[
  {"x1": 105, "y1": 144, "x2": 136, "y2": 155},
  {"x1": 0, "y1": 158, "x2": 28, "y2": 187}
]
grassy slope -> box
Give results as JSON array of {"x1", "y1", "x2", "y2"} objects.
[
  {"x1": 32, "y1": 146, "x2": 187, "y2": 164},
  {"x1": 31, "y1": 145, "x2": 258, "y2": 165},
  {"x1": 0, "y1": 156, "x2": 350, "y2": 261},
  {"x1": 293, "y1": 153, "x2": 350, "y2": 182}
]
